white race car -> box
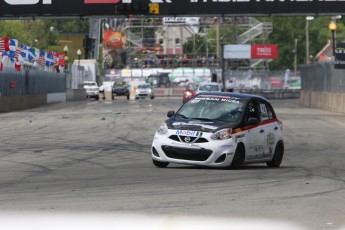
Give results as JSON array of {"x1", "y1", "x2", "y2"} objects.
[{"x1": 151, "y1": 92, "x2": 284, "y2": 169}]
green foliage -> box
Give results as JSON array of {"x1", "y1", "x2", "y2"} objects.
[{"x1": 0, "y1": 19, "x2": 89, "y2": 51}]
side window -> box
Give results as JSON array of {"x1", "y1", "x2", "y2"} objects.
[
  {"x1": 259, "y1": 101, "x2": 275, "y2": 121},
  {"x1": 247, "y1": 100, "x2": 260, "y2": 121}
]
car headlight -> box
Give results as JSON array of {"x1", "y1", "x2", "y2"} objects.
[
  {"x1": 210, "y1": 128, "x2": 232, "y2": 140},
  {"x1": 157, "y1": 122, "x2": 168, "y2": 135},
  {"x1": 184, "y1": 91, "x2": 192, "y2": 96},
  {"x1": 148, "y1": 89, "x2": 152, "y2": 93}
]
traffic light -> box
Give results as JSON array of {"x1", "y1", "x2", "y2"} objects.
[{"x1": 116, "y1": 3, "x2": 148, "y2": 15}]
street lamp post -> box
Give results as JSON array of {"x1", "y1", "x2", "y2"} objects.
[
  {"x1": 305, "y1": 16, "x2": 314, "y2": 64},
  {"x1": 329, "y1": 21, "x2": 337, "y2": 56},
  {"x1": 77, "y1": 49, "x2": 82, "y2": 66}
]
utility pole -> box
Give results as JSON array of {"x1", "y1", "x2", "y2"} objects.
[{"x1": 294, "y1": 38, "x2": 298, "y2": 77}]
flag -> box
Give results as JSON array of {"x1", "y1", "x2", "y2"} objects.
[
  {"x1": 45, "y1": 51, "x2": 55, "y2": 66},
  {"x1": 2, "y1": 50, "x2": 16, "y2": 61},
  {"x1": 0, "y1": 37, "x2": 10, "y2": 52},
  {"x1": 28, "y1": 47, "x2": 39, "y2": 61},
  {"x1": 55, "y1": 52, "x2": 66, "y2": 66},
  {"x1": 38, "y1": 50, "x2": 46, "y2": 65},
  {"x1": 20, "y1": 45, "x2": 29, "y2": 60},
  {"x1": 9, "y1": 39, "x2": 18, "y2": 51},
  {"x1": 14, "y1": 44, "x2": 23, "y2": 59}
]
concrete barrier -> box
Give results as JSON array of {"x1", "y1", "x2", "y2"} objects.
[
  {"x1": 0, "y1": 95, "x2": 46, "y2": 113},
  {"x1": 66, "y1": 89, "x2": 86, "y2": 101},
  {"x1": 299, "y1": 90, "x2": 345, "y2": 115}
]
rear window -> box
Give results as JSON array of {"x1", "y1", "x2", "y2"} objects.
[{"x1": 199, "y1": 84, "x2": 220, "y2": 91}]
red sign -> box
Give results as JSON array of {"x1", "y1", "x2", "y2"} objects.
[
  {"x1": 251, "y1": 44, "x2": 278, "y2": 59},
  {"x1": 84, "y1": 0, "x2": 120, "y2": 3}
]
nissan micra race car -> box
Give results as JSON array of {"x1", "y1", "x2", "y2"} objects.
[{"x1": 151, "y1": 92, "x2": 284, "y2": 169}]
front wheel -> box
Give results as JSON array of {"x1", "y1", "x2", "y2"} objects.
[
  {"x1": 266, "y1": 141, "x2": 284, "y2": 168},
  {"x1": 153, "y1": 159, "x2": 169, "y2": 168},
  {"x1": 229, "y1": 144, "x2": 245, "y2": 170}
]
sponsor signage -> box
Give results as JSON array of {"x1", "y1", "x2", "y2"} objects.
[
  {"x1": 224, "y1": 44, "x2": 278, "y2": 59},
  {"x1": 251, "y1": 44, "x2": 278, "y2": 59},
  {"x1": 334, "y1": 42, "x2": 345, "y2": 69},
  {"x1": 163, "y1": 17, "x2": 200, "y2": 25},
  {"x1": 224, "y1": 45, "x2": 251, "y2": 59},
  {"x1": 1, "y1": 0, "x2": 345, "y2": 17}
]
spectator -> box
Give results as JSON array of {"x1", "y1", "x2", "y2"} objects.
[
  {"x1": 218, "y1": 80, "x2": 223, "y2": 91},
  {"x1": 226, "y1": 80, "x2": 235, "y2": 92}
]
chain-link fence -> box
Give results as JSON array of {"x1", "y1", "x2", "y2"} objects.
[
  {"x1": 0, "y1": 69, "x2": 66, "y2": 96},
  {"x1": 300, "y1": 62, "x2": 345, "y2": 93}
]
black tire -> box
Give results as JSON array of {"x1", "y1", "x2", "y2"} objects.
[
  {"x1": 229, "y1": 144, "x2": 245, "y2": 169},
  {"x1": 95, "y1": 95, "x2": 99, "y2": 100},
  {"x1": 267, "y1": 141, "x2": 284, "y2": 168},
  {"x1": 127, "y1": 95, "x2": 130, "y2": 100},
  {"x1": 153, "y1": 159, "x2": 169, "y2": 168},
  {"x1": 151, "y1": 96, "x2": 155, "y2": 99}
]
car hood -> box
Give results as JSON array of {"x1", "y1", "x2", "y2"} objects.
[{"x1": 166, "y1": 117, "x2": 238, "y2": 132}]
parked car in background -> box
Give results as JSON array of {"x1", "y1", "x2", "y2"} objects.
[
  {"x1": 182, "y1": 83, "x2": 198, "y2": 104},
  {"x1": 195, "y1": 82, "x2": 221, "y2": 94},
  {"x1": 151, "y1": 92, "x2": 284, "y2": 169},
  {"x1": 112, "y1": 81, "x2": 130, "y2": 100},
  {"x1": 146, "y1": 72, "x2": 171, "y2": 88},
  {"x1": 83, "y1": 81, "x2": 99, "y2": 100},
  {"x1": 135, "y1": 83, "x2": 155, "y2": 99}
]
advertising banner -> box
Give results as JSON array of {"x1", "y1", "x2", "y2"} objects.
[
  {"x1": 224, "y1": 45, "x2": 251, "y2": 59},
  {"x1": 251, "y1": 44, "x2": 278, "y2": 59},
  {"x1": 334, "y1": 42, "x2": 345, "y2": 69},
  {"x1": 102, "y1": 19, "x2": 127, "y2": 69}
]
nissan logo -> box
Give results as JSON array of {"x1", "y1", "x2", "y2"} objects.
[{"x1": 184, "y1": 136, "x2": 191, "y2": 143}]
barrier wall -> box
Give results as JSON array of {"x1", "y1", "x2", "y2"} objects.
[
  {"x1": 299, "y1": 90, "x2": 345, "y2": 114},
  {"x1": 0, "y1": 95, "x2": 47, "y2": 113}
]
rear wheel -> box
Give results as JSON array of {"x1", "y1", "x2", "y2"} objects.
[
  {"x1": 229, "y1": 144, "x2": 245, "y2": 169},
  {"x1": 153, "y1": 159, "x2": 169, "y2": 168},
  {"x1": 267, "y1": 141, "x2": 284, "y2": 168},
  {"x1": 127, "y1": 94, "x2": 130, "y2": 100}
]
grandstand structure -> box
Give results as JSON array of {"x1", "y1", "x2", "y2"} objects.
[{"x1": 123, "y1": 16, "x2": 273, "y2": 69}]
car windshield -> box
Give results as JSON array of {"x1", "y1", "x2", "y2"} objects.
[
  {"x1": 198, "y1": 84, "x2": 220, "y2": 91},
  {"x1": 84, "y1": 82, "x2": 97, "y2": 86},
  {"x1": 113, "y1": 82, "x2": 127, "y2": 87},
  {"x1": 176, "y1": 95, "x2": 244, "y2": 122},
  {"x1": 138, "y1": 84, "x2": 150, "y2": 89}
]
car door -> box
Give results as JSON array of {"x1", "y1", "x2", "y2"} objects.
[
  {"x1": 244, "y1": 99, "x2": 266, "y2": 161},
  {"x1": 258, "y1": 99, "x2": 280, "y2": 160}
]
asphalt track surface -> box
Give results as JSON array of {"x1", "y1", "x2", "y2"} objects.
[{"x1": 1, "y1": 98, "x2": 345, "y2": 230}]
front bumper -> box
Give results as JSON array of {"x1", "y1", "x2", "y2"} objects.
[
  {"x1": 86, "y1": 91, "x2": 99, "y2": 96},
  {"x1": 151, "y1": 130, "x2": 237, "y2": 167}
]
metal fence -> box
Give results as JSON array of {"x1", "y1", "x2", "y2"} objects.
[
  {"x1": 0, "y1": 69, "x2": 66, "y2": 96},
  {"x1": 300, "y1": 62, "x2": 345, "y2": 93}
]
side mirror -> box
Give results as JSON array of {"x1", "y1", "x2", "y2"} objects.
[
  {"x1": 247, "y1": 117, "x2": 260, "y2": 125},
  {"x1": 167, "y1": 110, "x2": 175, "y2": 118}
]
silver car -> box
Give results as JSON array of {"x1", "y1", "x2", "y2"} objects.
[{"x1": 135, "y1": 83, "x2": 155, "y2": 99}]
